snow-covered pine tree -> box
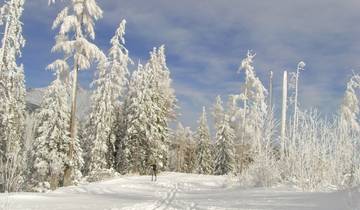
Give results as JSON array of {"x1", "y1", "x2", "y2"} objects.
[
  {"x1": 214, "y1": 115, "x2": 235, "y2": 175},
  {"x1": 31, "y1": 61, "x2": 81, "y2": 191},
  {"x1": 85, "y1": 20, "x2": 131, "y2": 176},
  {"x1": 0, "y1": 0, "x2": 26, "y2": 192},
  {"x1": 49, "y1": 0, "x2": 105, "y2": 186},
  {"x1": 195, "y1": 107, "x2": 213, "y2": 174}
]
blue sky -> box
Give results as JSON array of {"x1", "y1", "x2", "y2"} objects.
[{"x1": 20, "y1": 0, "x2": 360, "y2": 129}]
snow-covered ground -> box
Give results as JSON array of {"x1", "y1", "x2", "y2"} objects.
[{"x1": 1, "y1": 172, "x2": 359, "y2": 210}]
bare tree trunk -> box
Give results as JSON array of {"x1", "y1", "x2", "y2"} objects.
[
  {"x1": 0, "y1": 18, "x2": 9, "y2": 193},
  {"x1": 50, "y1": 175, "x2": 59, "y2": 190},
  {"x1": 292, "y1": 69, "x2": 299, "y2": 142},
  {"x1": 281, "y1": 71, "x2": 287, "y2": 158},
  {"x1": 63, "y1": 65, "x2": 78, "y2": 186},
  {"x1": 241, "y1": 88, "x2": 247, "y2": 145},
  {"x1": 268, "y1": 71, "x2": 273, "y2": 112},
  {"x1": 1, "y1": 20, "x2": 9, "y2": 52},
  {"x1": 239, "y1": 87, "x2": 248, "y2": 174}
]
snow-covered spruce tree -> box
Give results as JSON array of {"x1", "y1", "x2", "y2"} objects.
[
  {"x1": 117, "y1": 63, "x2": 156, "y2": 174},
  {"x1": 107, "y1": 20, "x2": 132, "y2": 172},
  {"x1": 212, "y1": 95, "x2": 236, "y2": 175},
  {"x1": 145, "y1": 46, "x2": 177, "y2": 170},
  {"x1": 195, "y1": 107, "x2": 213, "y2": 174},
  {"x1": 214, "y1": 115, "x2": 235, "y2": 175},
  {"x1": 0, "y1": 0, "x2": 26, "y2": 192},
  {"x1": 31, "y1": 61, "x2": 79, "y2": 191},
  {"x1": 49, "y1": 0, "x2": 105, "y2": 186},
  {"x1": 85, "y1": 20, "x2": 131, "y2": 177},
  {"x1": 117, "y1": 46, "x2": 176, "y2": 174}
]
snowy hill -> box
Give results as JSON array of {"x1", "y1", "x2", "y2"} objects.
[
  {"x1": 1, "y1": 172, "x2": 359, "y2": 210},
  {"x1": 26, "y1": 86, "x2": 91, "y2": 120}
]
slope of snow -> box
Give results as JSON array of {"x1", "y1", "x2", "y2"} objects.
[
  {"x1": 26, "y1": 88, "x2": 47, "y2": 107},
  {"x1": 1, "y1": 172, "x2": 359, "y2": 210}
]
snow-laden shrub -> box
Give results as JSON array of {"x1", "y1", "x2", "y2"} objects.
[
  {"x1": 86, "y1": 168, "x2": 119, "y2": 182},
  {"x1": 32, "y1": 182, "x2": 51, "y2": 193},
  {"x1": 239, "y1": 154, "x2": 280, "y2": 187}
]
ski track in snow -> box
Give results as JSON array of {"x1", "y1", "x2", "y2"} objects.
[{"x1": 0, "y1": 172, "x2": 359, "y2": 210}]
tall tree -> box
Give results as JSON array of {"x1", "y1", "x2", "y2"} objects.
[
  {"x1": 268, "y1": 71, "x2": 273, "y2": 112},
  {"x1": 195, "y1": 107, "x2": 213, "y2": 174},
  {"x1": 117, "y1": 63, "x2": 157, "y2": 174},
  {"x1": 49, "y1": 0, "x2": 105, "y2": 186},
  {"x1": 117, "y1": 46, "x2": 176, "y2": 174},
  {"x1": 31, "y1": 61, "x2": 82, "y2": 190},
  {"x1": 0, "y1": 0, "x2": 26, "y2": 192},
  {"x1": 237, "y1": 51, "x2": 268, "y2": 170},
  {"x1": 85, "y1": 20, "x2": 131, "y2": 174},
  {"x1": 146, "y1": 46, "x2": 177, "y2": 170},
  {"x1": 280, "y1": 71, "x2": 288, "y2": 158},
  {"x1": 290, "y1": 61, "x2": 305, "y2": 143},
  {"x1": 115, "y1": 65, "x2": 141, "y2": 174}
]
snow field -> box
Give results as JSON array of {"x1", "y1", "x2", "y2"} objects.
[{"x1": 1, "y1": 172, "x2": 359, "y2": 210}]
